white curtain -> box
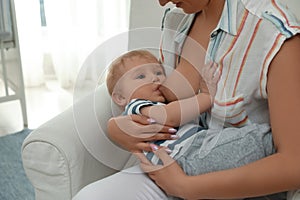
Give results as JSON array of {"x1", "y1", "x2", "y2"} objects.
[
  {"x1": 14, "y1": 0, "x2": 44, "y2": 87},
  {"x1": 15, "y1": 0, "x2": 130, "y2": 88}
]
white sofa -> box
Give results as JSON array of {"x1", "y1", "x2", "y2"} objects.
[
  {"x1": 21, "y1": 83, "x2": 300, "y2": 200},
  {"x1": 21, "y1": 84, "x2": 138, "y2": 199}
]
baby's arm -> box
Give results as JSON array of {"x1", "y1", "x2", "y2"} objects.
[
  {"x1": 141, "y1": 93, "x2": 212, "y2": 127},
  {"x1": 141, "y1": 63, "x2": 220, "y2": 127}
]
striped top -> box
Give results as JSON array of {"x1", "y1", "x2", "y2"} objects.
[
  {"x1": 124, "y1": 98, "x2": 204, "y2": 164},
  {"x1": 124, "y1": 99, "x2": 164, "y2": 115},
  {"x1": 159, "y1": 0, "x2": 300, "y2": 128}
]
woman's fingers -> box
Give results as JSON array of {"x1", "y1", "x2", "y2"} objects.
[
  {"x1": 116, "y1": 115, "x2": 177, "y2": 140},
  {"x1": 133, "y1": 152, "x2": 152, "y2": 165},
  {"x1": 200, "y1": 62, "x2": 221, "y2": 99},
  {"x1": 136, "y1": 145, "x2": 176, "y2": 173},
  {"x1": 140, "y1": 161, "x2": 164, "y2": 173},
  {"x1": 202, "y1": 62, "x2": 219, "y2": 81},
  {"x1": 210, "y1": 63, "x2": 220, "y2": 82},
  {"x1": 135, "y1": 142, "x2": 152, "y2": 153},
  {"x1": 152, "y1": 146, "x2": 175, "y2": 167},
  {"x1": 131, "y1": 114, "x2": 156, "y2": 125},
  {"x1": 135, "y1": 151, "x2": 164, "y2": 173},
  {"x1": 134, "y1": 152, "x2": 161, "y2": 173},
  {"x1": 109, "y1": 115, "x2": 178, "y2": 152}
]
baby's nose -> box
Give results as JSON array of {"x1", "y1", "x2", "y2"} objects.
[{"x1": 152, "y1": 75, "x2": 160, "y2": 83}]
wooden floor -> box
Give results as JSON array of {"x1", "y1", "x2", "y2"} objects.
[{"x1": 0, "y1": 80, "x2": 73, "y2": 136}]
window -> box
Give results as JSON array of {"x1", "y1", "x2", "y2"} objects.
[{"x1": 39, "y1": 0, "x2": 46, "y2": 26}]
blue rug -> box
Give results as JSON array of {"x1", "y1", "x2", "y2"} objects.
[{"x1": 0, "y1": 129, "x2": 35, "y2": 200}]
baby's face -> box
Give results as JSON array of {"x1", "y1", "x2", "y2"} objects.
[{"x1": 117, "y1": 57, "x2": 166, "y2": 104}]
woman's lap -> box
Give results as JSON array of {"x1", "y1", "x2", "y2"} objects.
[
  {"x1": 72, "y1": 165, "x2": 168, "y2": 200},
  {"x1": 72, "y1": 163, "x2": 286, "y2": 200},
  {"x1": 73, "y1": 124, "x2": 278, "y2": 200}
]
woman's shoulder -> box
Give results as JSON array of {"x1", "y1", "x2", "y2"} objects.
[
  {"x1": 161, "y1": 7, "x2": 191, "y2": 31},
  {"x1": 166, "y1": 7, "x2": 186, "y2": 16},
  {"x1": 241, "y1": 0, "x2": 300, "y2": 38}
]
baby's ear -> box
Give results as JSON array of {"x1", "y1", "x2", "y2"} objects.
[{"x1": 112, "y1": 92, "x2": 127, "y2": 107}]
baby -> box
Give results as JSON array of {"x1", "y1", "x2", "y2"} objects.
[{"x1": 106, "y1": 49, "x2": 217, "y2": 164}]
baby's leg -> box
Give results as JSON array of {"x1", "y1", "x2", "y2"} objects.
[
  {"x1": 177, "y1": 123, "x2": 274, "y2": 175},
  {"x1": 146, "y1": 124, "x2": 205, "y2": 165},
  {"x1": 175, "y1": 124, "x2": 287, "y2": 199},
  {"x1": 72, "y1": 165, "x2": 168, "y2": 200}
]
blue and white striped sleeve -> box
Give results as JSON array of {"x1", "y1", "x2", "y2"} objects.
[{"x1": 124, "y1": 99, "x2": 160, "y2": 115}]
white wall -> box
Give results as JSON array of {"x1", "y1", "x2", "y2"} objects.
[
  {"x1": 129, "y1": 0, "x2": 167, "y2": 29},
  {"x1": 128, "y1": 0, "x2": 173, "y2": 53}
]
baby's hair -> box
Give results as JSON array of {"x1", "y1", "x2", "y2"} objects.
[{"x1": 106, "y1": 49, "x2": 161, "y2": 95}]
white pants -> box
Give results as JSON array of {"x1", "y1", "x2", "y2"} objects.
[{"x1": 72, "y1": 165, "x2": 169, "y2": 200}]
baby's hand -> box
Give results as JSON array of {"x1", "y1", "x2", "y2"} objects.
[{"x1": 201, "y1": 62, "x2": 221, "y2": 99}]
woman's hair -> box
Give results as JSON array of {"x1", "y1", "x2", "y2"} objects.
[{"x1": 106, "y1": 49, "x2": 160, "y2": 95}]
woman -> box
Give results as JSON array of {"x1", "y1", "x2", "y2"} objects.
[{"x1": 74, "y1": 0, "x2": 300, "y2": 199}]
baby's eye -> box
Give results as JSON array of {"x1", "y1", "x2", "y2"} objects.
[
  {"x1": 156, "y1": 71, "x2": 163, "y2": 76},
  {"x1": 136, "y1": 74, "x2": 145, "y2": 79}
]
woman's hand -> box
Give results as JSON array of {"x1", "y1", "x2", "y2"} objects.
[
  {"x1": 107, "y1": 115, "x2": 177, "y2": 153},
  {"x1": 200, "y1": 62, "x2": 220, "y2": 100},
  {"x1": 135, "y1": 145, "x2": 190, "y2": 199}
]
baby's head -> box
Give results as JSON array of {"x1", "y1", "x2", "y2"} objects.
[{"x1": 106, "y1": 50, "x2": 166, "y2": 108}]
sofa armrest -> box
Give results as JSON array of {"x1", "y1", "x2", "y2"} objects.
[{"x1": 22, "y1": 84, "x2": 135, "y2": 200}]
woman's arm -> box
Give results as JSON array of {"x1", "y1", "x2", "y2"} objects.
[
  {"x1": 140, "y1": 35, "x2": 300, "y2": 199},
  {"x1": 141, "y1": 62, "x2": 219, "y2": 127}
]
